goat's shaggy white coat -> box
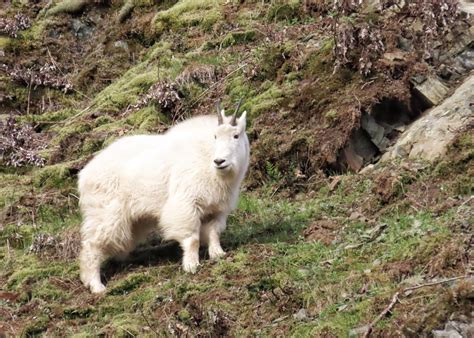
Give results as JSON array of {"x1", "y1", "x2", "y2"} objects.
[{"x1": 78, "y1": 112, "x2": 249, "y2": 293}]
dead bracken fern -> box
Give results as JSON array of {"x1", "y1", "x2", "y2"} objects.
[
  {"x1": 404, "y1": 0, "x2": 460, "y2": 57},
  {"x1": 29, "y1": 231, "x2": 81, "y2": 259},
  {"x1": 2, "y1": 63, "x2": 73, "y2": 93},
  {"x1": 0, "y1": 116, "x2": 45, "y2": 168},
  {"x1": 320, "y1": 0, "x2": 461, "y2": 75},
  {"x1": 333, "y1": 19, "x2": 385, "y2": 75},
  {"x1": 175, "y1": 64, "x2": 217, "y2": 86},
  {"x1": 0, "y1": 13, "x2": 31, "y2": 38},
  {"x1": 126, "y1": 80, "x2": 181, "y2": 113}
]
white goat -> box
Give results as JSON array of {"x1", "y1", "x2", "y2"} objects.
[{"x1": 78, "y1": 102, "x2": 249, "y2": 293}]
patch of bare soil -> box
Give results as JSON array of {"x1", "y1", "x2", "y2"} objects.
[
  {"x1": 303, "y1": 219, "x2": 339, "y2": 245},
  {"x1": 382, "y1": 261, "x2": 414, "y2": 282},
  {"x1": 372, "y1": 171, "x2": 403, "y2": 204}
]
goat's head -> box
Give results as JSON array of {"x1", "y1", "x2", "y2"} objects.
[{"x1": 213, "y1": 99, "x2": 248, "y2": 174}]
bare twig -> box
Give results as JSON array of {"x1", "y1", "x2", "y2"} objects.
[
  {"x1": 363, "y1": 292, "x2": 399, "y2": 338},
  {"x1": 26, "y1": 73, "x2": 32, "y2": 118},
  {"x1": 403, "y1": 275, "x2": 470, "y2": 293},
  {"x1": 170, "y1": 62, "x2": 248, "y2": 123},
  {"x1": 362, "y1": 275, "x2": 471, "y2": 337},
  {"x1": 353, "y1": 94, "x2": 361, "y2": 112},
  {"x1": 6, "y1": 239, "x2": 11, "y2": 262},
  {"x1": 360, "y1": 79, "x2": 375, "y2": 90},
  {"x1": 457, "y1": 195, "x2": 473, "y2": 210},
  {"x1": 69, "y1": 193, "x2": 80, "y2": 200},
  {"x1": 62, "y1": 104, "x2": 94, "y2": 126},
  {"x1": 139, "y1": 307, "x2": 160, "y2": 336},
  {"x1": 31, "y1": 188, "x2": 37, "y2": 228},
  {"x1": 118, "y1": 326, "x2": 135, "y2": 337}
]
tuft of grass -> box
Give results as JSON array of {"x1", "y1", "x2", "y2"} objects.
[
  {"x1": 94, "y1": 62, "x2": 158, "y2": 113},
  {"x1": 226, "y1": 77, "x2": 286, "y2": 119},
  {"x1": 32, "y1": 163, "x2": 74, "y2": 189},
  {"x1": 125, "y1": 105, "x2": 165, "y2": 130},
  {"x1": 154, "y1": 0, "x2": 223, "y2": 33},
  {"x1": 108, "y1": 272, "x2": 152, "y2": 295},
  {"x1": 22, "y1": 315, "x2": 50, "y2": 336},
  {"x1": 267, "y1": 0, "x2": 301, "y2": 22},
  {"x1": 221, "y1": 30, "x2": 257, "y2": 48}
]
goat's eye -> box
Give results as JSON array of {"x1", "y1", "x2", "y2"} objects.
[{"x1": 233, "y1": 134, "x2": 239, "y2": 139}]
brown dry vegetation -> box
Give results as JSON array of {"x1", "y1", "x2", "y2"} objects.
[{"x1": 0, "y1": 0, "x2": 472, "y2": 336}]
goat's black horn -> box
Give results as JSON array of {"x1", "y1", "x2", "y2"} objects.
[
  {"x1": 230, "y1": 98, "x2": 243, "y2": 126},
  {"x1": 216, "y1": 101, "x2": 223, "y2": 125}
]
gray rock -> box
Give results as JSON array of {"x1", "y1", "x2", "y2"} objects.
[
  {"x1": 71, "y1": 19, "x2": 94, "y2": 39},
  {"x1": 459, "y1": 0, "x2": 474, "y2": 14},
  {"x1": 382, "y1": 75, "x2": 474, "y2": 162},
  {"x1": 349, "y1": 325, "x2": 370, "y2": 337},
  {"x1": 432, "y1": 329, "x2": 462, "y2": 338},
  {"x1": 412, "y1": 74, "x2": 427, "y2": 85},
  {"x1": 432, "y1": 320, "x2": 474, "y2": 338},
  {"x1": 455, "y1": 48, "x2": 474, "y2": 71},
  {"x1": 361, "y1": 113, "x2": 390, "y2": 151},
  {"x1": 293, "y1": 308, "x2": 308, "y2": 321},
  {"x1": 399, "y1": 37, "x2": 412, "y2": 52},
  {"x1": 114, "y1": 40, "x2": 129, "y2": 51},
  {"x1": 359, "y1": 164, "x2": 375, "y2": 175},
  {"x1": 413, "y1": 76, "x2": 449, "y2": 106}
]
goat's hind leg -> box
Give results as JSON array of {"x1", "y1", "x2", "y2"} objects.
[
  {"x1": 80, "y1": 212, "x2": 133, "y2": 293},
  {"x1": 79, "y1": 240, "x2": 107, "y2": 294}
]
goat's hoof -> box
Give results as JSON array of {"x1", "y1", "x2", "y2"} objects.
[
  {"x1": 182, "y1": 260, "x2": 200, "y2": 274},
  {"x1": 90, "y1": 281, "x2": 106, "y2": 294},
  {"x1": 209, "y1": 247, "x2": 226, "y2": 260}
]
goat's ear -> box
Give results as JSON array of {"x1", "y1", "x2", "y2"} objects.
[{"x1": 238, "y1": 111, "x2": 247, "y2": 130}]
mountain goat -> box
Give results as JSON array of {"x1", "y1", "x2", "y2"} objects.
[{"x1": 78, "y1": 101, "x2": 249, "y2": 293}]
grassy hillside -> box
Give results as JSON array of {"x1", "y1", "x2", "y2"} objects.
[{"x1": 0, "y1": 0, "x2": 472, "y2": 336}]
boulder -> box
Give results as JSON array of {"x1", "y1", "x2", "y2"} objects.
[
  {"x1": 412, "y1": 76, "x2": 450, "y2": 106},
  {"x1": 382, "y1": 75, "x2": 474, "y2": 162}
]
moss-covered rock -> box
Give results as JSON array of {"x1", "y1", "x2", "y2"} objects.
[{"x1": 47, "y1": 0, "x2": 88, "y2": 16}]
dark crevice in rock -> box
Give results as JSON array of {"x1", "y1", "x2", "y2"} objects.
[{"x1": 327, "y1": 91, "x2": 430, "y2": 174}]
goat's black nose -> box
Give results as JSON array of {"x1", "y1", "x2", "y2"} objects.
[{"x1": 214, "y1": 158, "x2": 225, "y2": 165}]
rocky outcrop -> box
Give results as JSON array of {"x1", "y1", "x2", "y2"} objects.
[{"x1": 381, "y1": 74, "x2": 474, "y2": 162}]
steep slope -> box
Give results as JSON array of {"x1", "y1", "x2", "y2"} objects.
[{"x1": 0, "y1": 1, "x2": 472, "y2": 336}]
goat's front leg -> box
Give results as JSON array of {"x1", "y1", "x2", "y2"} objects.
[
  {"x1": 201, "y1": 213, "x2": 227, "y2": 260},
  {"x1": 161, "y1": 198, "x2": 201, "y2": 273}
]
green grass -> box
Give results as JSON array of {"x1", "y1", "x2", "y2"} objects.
[
  {"x1": 0, "y1": 166, "x2": 468, "y2": 336},
  {"x1": 0, "y1": 1, "x2": 471, "y2": 336},
  {"x1": 154, "y1": 0, "x2": 223, "y2": 33}
]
